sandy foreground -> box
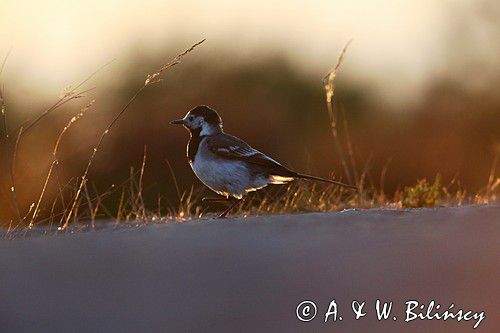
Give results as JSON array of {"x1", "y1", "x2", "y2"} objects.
[{"x1": 0, "y1": 205, "x2": 498, "y2": 332}]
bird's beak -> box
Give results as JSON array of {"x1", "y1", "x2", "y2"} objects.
[{"x1": 170, "y1": 119, "x2": 186, "y2": 125}]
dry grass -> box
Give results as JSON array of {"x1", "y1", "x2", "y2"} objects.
[
  {"x1": 323, "y1": 40, "x2": 354, "y2": 185},
  {"x1": 60, "y1": 39, "x2": 205, "y2": 230},
  {"x1": 68, "y1": 162, "x2": 495, "y2": 225},
  {"x1": 29, "y1": 100, "x2": 95, "y2": 227},
  {"x1": 0, "y1": 40, "x2": 206, "y2": 232}
]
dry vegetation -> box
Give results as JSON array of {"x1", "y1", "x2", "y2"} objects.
[{"x1": 0, "y1": 40, "x2": 498, "y2": 234}]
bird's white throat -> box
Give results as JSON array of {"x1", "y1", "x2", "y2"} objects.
[{"x1": 200, "y1": 123, "x2": 223, "y2": 136}]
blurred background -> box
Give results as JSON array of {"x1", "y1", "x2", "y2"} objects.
[{"x1": 0, "y1": 0, "x2": 499, "y2": 222}]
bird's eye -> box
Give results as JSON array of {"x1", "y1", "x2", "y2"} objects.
[{"x1": 188, "y1": 116, "x2": 194, "y2": 121}]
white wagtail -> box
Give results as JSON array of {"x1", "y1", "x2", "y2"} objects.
[{"x1": 171, "y1": 105, "x2": 357, "y2": 217}]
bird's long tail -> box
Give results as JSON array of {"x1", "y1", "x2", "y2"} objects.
[{"x1": 295, "y1": 173, "x2": 358, "y2": 190}]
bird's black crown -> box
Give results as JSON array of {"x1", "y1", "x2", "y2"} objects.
[{"x1": 189, "y1": 105, "x2": 222, "y2": 126}]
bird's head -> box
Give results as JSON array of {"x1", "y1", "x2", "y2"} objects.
[{"x1": 171, "y1": 105, "x2": 223, "y2": 136}]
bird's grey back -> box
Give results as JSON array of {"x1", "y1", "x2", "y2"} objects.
[{"x1": 205, "y1": 133, "x2": 297, "y2": 178}]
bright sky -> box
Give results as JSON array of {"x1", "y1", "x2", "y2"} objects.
[{"x1": 0, "y1": 0, "x2": 473, "y2": 104}]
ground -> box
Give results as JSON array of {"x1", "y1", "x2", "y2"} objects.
[{"x1": 0, "y1": 205, "x2": 498, "y2": 332}]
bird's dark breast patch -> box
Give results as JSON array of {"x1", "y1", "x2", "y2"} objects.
[{"x1": 187, "y1": 128, "x2": 204, "y2": 163}]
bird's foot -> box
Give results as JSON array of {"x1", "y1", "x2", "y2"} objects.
[{"x1": 215, "y1": 197, "x2": 245, "y2": 219}]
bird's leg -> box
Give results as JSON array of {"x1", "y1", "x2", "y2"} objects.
[
  {"x1": 202, "y1": 197, "x2": 230, "y2": 203},
  {"x1": 217, "y1": 197, "x2": 245, "y2": 219}
]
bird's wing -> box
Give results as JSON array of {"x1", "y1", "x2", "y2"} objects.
[{"x1": 206, "y1": 134, "x2": 294, "y2": 173}]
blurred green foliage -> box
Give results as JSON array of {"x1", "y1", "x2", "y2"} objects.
[{"x1": 402, "y1": 176, "x2": 442, "y2": 208}]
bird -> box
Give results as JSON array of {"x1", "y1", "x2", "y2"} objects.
[{"x1": 171, "y1": 105, "x2": 357, "y2": 218}]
